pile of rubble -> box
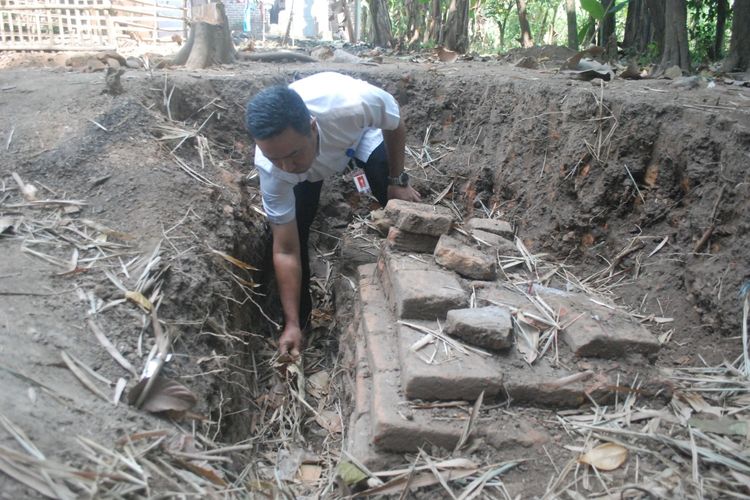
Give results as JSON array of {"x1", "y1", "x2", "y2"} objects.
[{"x1": 341, "y1": 201, "x2": 669, "y2": 467}]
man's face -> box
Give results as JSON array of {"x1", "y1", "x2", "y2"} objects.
[{"x1": 255, "y1": 119, "x2": 318, "y2": 174}]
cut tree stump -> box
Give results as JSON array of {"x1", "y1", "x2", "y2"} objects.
[{"x1": 173, "y1": 1, "x2": 237, "y2": 69}]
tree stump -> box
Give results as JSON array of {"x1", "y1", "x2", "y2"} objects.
[{"x1": 173, "y1": 1, "x2": 237, "y2": 69}]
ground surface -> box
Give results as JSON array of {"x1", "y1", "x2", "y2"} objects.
[{"x1": 1, "y1": 47, "x2": 749, "y2": 498}]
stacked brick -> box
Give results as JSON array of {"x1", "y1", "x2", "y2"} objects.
[{"x1": 344, "y1": 200, "x2": 666, "y2": 468}]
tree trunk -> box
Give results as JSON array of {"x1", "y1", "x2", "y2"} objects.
[
  {"x1": 645, "y1": 0, "x2": 665, "y2": 59},
  {"x1": 598, "y1": 0, "x2": 616, "y2": 46},
  {"x1": 710, "y1": 0, "x2": 728, "y2": 60},
  {"x1": 516, "y1": 0, "x2": 533, "y2": 48},
  {"x1": 722, "y1": 0, "x2": 750, "y2": 72},
  {"x1": 404, "y1": 0, "x2": 426, "y2": 49},
  {"x1": 623, "y1": 0, "x2": 653, "y2": 54},
  {"x1": 442, "y1": 0, "x2": 470, "y2": 52},
  {"x1": 565, "y1": 0, "x2": 577, "y2": 50},
  {"x1": 425, "y1": 0, "x2": 442, "y2": 44},
  {"x1": 369, "y1": 0, "x2": 394, "y2": 48},
  {"x1": 342, "y1": 0, "x2": 356, "y2": 43},
  {"x1": 660, "y1": 0, "x2": 690, "y2": 71},
  {"x1": 546, "y1": 5, "x2": 558, "y2": 44},
  {"x1": 173, "y1": 1, "x2": 237, "y2": 69}
]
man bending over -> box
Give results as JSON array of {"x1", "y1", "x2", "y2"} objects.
[{"x1": 245, "y1": 72, "x2": 420, "y2": 358}]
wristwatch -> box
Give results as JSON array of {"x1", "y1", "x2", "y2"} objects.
[{"x1": 387, "y1": 171, "x2": 409, "y2": 187}]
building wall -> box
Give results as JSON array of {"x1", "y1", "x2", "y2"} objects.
[
  {"x1": 224, "y1": 0, "x2": 266, "y2": 36},
  {"x1": 223, "y1": 0, "x2": 335, "y2": 40}
]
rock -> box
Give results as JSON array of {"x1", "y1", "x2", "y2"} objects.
[
  {"x1": 434, "y1": 234, "x2": 497, "y2": 280},
  {"x1": 125, "y1": 57, "x2": 143, "y2": 69},
  {"x1": 85, "y1": 58, "x2": 106, "y2": 72},
  {"x1": 386, "y1": 227, "x2": 439, "y2": 253},
  {"x1": 311, "y1": 45, "x2": 334, "y2": 60},
  {"x1": 470, "y1": 229, "x2": 516, "y2": 254},
  {"x1": 663, "y1": 65, "x2": 682, "y2": 79},
  {"x1": 672, "y1": 76, "x2": 701, "y2": 90},
  {"x1": 444, "y1": 306, "x2": 513, "y2": 351},
  {"x1": 466, "y1": 218, "x2": 513, "y2": 239},
  {"x1": 591, "y1": 77, "x2": 606, "y2": 86},
  {"x1": 105, "y1": 57, "x2": 121, "y2": 69},
  {"x1": 379, "y1": 251, "x2": 468, "y2": 320},
  {"x1": 516, "y1": 56, "x2": 538, "y2": 69},
  {"x1": 385, "y1": 199, "x2": 453, "y2": 236},
  {"x1": 65, "y1": 54, "x2": 91, "y2": 68}
]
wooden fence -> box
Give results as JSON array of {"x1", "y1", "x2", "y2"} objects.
[{"x1": 0, "y1": 0, "x2": 187, "y2": 51}]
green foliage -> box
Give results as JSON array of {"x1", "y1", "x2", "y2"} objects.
[{"x1": 579, "y1": 0, "x2": 604, "y2": 20}]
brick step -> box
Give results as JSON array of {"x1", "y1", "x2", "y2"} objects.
[{"x1": 356, "y1": 264, "x2": 464, "y2": 453}]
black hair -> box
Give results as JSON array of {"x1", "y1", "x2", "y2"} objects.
[{"x1": 245, "y1": 85, "x2": 311, "y2": 140}]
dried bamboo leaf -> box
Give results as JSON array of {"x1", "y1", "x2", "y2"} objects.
[
  {"x1": 358, "y1": 467, "x2": 478, "y2": 497},
  {"x1": 455, "y1": 391, "x2": 483, "y2": 452},
  {"x1": 114, "y1": 378, "x2": 128, "y2": 405},
  {"x1": 513, "y1": 315, "x2": 539, "y2": 364},
  {"x1": 314, "y1": 410, "x2": 342, "y2": 434},
  {"x1": 127, "y1": 376, "x2": 197, "y2": 414},
  {"x1": 174, "y1": 459, "x2": 227, "y2": 487},
  {"x1": 578, "y1": 443, "x2": 628, "y2": 471},
  {"x1": 60, "y1": 351, "x2": 110, "y2": 403},
  {"x1": 208, "y1": 246, "x2": 259, "y2": 271},
  {"x1": 88, "y1": 319, "x2": 137, "y2": 376},
  {"x1": 0, "y1": 456, "x2": 58, "y2": 499},
  {"x1": 125, "y1": 290, "x2": 153, "y2": 311}
]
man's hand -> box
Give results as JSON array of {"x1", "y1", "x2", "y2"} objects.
[
  {"x1": 387, "y1": 184, "x2": 421, "y2": 202},
  {"x1": 278, "y1": 324, "x2": 303, "y2": 360}
]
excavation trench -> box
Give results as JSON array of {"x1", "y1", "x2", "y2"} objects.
[{"x1": 152, "y1": 67, "x2": 748, "y2": 476}]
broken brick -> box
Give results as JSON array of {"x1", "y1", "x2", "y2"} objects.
[
  {"x1": 466, "y1": 217, "x2": 513, "y2": 239},
  {"x1": 386, "y1": 227, "x2": 439, "y2": 253},
  {"x1": 471, "y1": 229, "x2": 516, "y2": 255},
  {"x1": 444, "y1": 306, "x2": 513, "y2": 351},
  {"x1": 434, "y1": 234, "x2": 497, "y2": 281},
  {"x1": 379, "y1": 251, "x2": 468, "y2": 320}
]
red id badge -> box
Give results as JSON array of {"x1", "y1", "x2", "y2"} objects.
[{"x1": 352, "y1": 169, "x2": 371, "y2": 194}]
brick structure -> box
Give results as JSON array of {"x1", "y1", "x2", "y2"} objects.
[{"x1": 342, "y1": 208, "x2": 669, "y2": 464}]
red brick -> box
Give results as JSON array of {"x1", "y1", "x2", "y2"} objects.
[
  {"x1": 466, "y1": 217, "x2": 513, "y2": 239},
  {"x1": 470, "y1": 229, "x2": 516, "y2": 255},
  {"x1": 386, "y1": 227, "x2": 439, "y2": 253},
  {"x1": 434, "y1": 234, "x2": 497, "y2": 281},
  {"x1": 385, "y1": 199, "x2": 453, "y2": 236},
  {"x1": 397, "y1": 321, "x2": 504, "y2": 400},
  {"x1": 539, "y1": 292, "x2": 660, "y2": 358},
  {"x1": 379, "y1": 250, "x2": 468, "y2": 320},
  {"x1": 358, "y1": 264, "x2": 463, "y2": 452},
  {"x1": 444, "y1": 306, "x2": 513, "y2": 351}
]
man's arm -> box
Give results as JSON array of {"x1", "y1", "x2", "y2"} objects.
[
  {"x1": 271, "y1": 220, "x2": 304, "y2": 358},
  {"x1": 382, "y1": 118, "x2": 421, "y2": 202}
]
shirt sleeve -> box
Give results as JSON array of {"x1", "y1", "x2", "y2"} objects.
[
  {"x1": 357, "y1": 84, "x2": 401, "y2": 131},
  {"x1": 257, "y1": 161, "x2": 296, "y2": 225}
]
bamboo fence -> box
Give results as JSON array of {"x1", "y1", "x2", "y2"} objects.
[{"x1": 0, "y1": 0, "x2": 187, "y2": 51}]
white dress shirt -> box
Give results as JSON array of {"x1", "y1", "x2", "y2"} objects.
[{"x1": 254, "y1": 72, "x2": 401, "y2": 224}]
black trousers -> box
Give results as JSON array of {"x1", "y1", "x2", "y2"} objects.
[{"x1": 293, "y1": 142, "x2": 390, "y2": 328}]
